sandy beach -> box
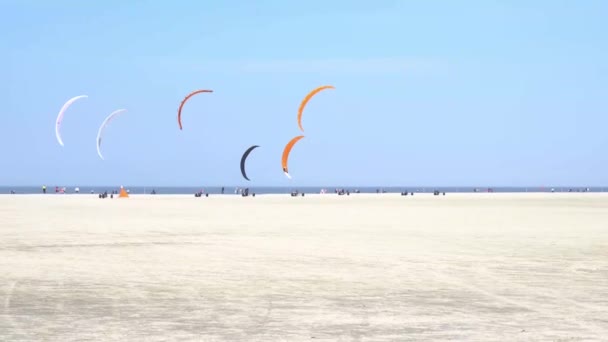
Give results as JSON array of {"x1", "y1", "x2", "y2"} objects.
[{"x1": 0, "y1": 193, "x2": 607, "y2": 341}]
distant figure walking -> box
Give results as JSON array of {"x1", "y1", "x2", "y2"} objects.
[{"x1": 42, "y1": 185, "x2": 47, "y2": 194}]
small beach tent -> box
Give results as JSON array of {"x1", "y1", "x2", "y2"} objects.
[{"x1": 119, "y1": 186, "x2": 129, "y2": 198}]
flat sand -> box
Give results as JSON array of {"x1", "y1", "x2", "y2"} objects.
[{"x1": 0, "y1": 193, "x2": 607, "y2": 341}]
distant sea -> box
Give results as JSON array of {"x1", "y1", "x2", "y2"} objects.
[{"x1": 0, "y1": 186, "x2": 605, "y2": 195}]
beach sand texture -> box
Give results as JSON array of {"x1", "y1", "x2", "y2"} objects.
[{"x1": 0, "y1": 193, "x2": 607, "y2": 341}]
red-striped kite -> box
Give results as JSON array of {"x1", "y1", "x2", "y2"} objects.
[{"x1": 177, "y1": 89, "x2": 213, "y2": 130}]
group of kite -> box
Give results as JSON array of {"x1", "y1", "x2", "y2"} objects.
[
  {"x1": 281, "y1": 85, "x2": 335, "y2": 179},
  {"x1": 54, "y1": 85, "x2": 334, "y2": 181},
  {"x1": 54, "y1": 95, "x2": 125, "y2": 161}
]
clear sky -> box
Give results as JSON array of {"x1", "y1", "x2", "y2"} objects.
[{"x1": 1, "y1": 0, "x2": 607, "y2": 187}]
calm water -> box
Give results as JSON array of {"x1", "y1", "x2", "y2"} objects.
[{"x1": 1, "y1": 186, "x2": 605, "y2": 195}]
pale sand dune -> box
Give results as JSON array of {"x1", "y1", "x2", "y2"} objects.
[{"x1": 0, "y1": 193, "x2": 607, "y2": 341}]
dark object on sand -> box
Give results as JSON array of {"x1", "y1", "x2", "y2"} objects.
[
  {"x1": 290, "y1": 191, "x2": 305, "y2": 197},
  {"x1": 195, "y1": 191, "x2": 209, "y2": 198}
]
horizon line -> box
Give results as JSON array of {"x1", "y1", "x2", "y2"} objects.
[{"x1": 1, "y1": 185, "x2": 605, "y2": 188}]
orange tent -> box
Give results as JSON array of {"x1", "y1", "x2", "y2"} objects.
[{"x1": 119, "y1": 187, "x2": 129, "y2": 198}]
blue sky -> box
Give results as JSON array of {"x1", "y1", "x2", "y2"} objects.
[{"x1": 1, "y1": 0, "x2": 607, "y2": 186}]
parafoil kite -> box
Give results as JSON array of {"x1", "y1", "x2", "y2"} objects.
[
  {"x1": 240, "y1": 145, "x2": 259, "y2": 181},
  {"x1": 297, "y1": 85, "x2": 334, "y2": 132},
  {"x1": 55, "y1": 95, "x2": 88, "y2": 146},
  {"x1": 281, "y1": 135, "x2": 305, "y2": 179},
  {"x1": 177, "y1": 89, "x2": 213, "y2": 130},
  {"x1": 96, "y1": 109, "x2": 127, "y2": 160}
]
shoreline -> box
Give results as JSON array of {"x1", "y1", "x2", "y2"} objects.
[
  {"x1": 2, "y1": 186, "x2": 605, "y2": 195},
  {"x1": 2, "y1": 192, "x2": 607, "y2": 198}
]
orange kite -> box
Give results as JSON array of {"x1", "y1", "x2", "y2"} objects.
[
  {"x1": 297, "y1": 85, "x2": 334, "y2": 132},
  {"x1": 281, "y1": 135, "x2": 305, "y2": 179}
]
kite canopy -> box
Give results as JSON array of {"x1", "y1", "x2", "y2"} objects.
[
  {"x1": 281, "y1": 135, "x2": 305, "y2": 179},
  {"x1": 240, "y1": 145, "x2": 259, "y2": 181},
  {"x1": 55, "y1": 95, "x2": 88, "y2": 146},
  {"x1": 96, "y1": 109, "x2": 127, "y2": 160},
  {"x1": 177, "y1": 89, "x2": 213, "y2": 130},
  {"x1": 297, "y1": 85, "x2": 334, "y2": 132}
]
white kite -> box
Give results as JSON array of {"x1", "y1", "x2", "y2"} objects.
[
  {"x1": 96, "y1": 109, "x2": 127, "y2": 160},
  {"x1": 55, "y1": 95, "x2": 88, "y2": 146}
]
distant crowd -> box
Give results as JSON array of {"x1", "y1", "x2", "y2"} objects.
[{"x1": 2, "y1": 185, "x2": 599, "y2": 195}]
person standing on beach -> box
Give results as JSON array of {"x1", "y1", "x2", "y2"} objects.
[{"x1": 42, "y1": 185, "x2": 46, "y2": 194}]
